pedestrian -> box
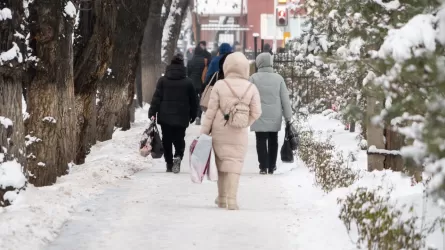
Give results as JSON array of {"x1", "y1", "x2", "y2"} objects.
[
  {"x1": 187, "y1": 45, "x2": 209, "y2": 125},
  {"x1": 232, "y1": 41, "x2": 242, "y2": 52},
  {"x1": 249, "y1": 52, "x2": 292, "y2": 175},
  {"x1": 185, "y1": 47, "x2": 194, "y2": 66},
  {"x1": 149, "y1": 53, "x2": 198, "y2": 173},
  {"x1": 263, "y1": 43, "x2": 273, "y2": 55},
  {"x1": 199, "y1": 40, "x2": 212, "y2": 63},
  {"x1": 210, "y1": 43, "x2": 218, "y2": 59},
  {"x1": 204, "y1": 43, "x2": 232, "y2": 84},
  {"x1": 201, "y1": 52, "x2": 262, "y2": 210}
]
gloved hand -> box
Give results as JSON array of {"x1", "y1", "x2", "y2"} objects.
[{"x1": 190, "y1": 117, "x2": 196, "y2": 124}]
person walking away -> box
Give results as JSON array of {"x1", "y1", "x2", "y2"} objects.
[
  {"x1": 199, "y1": 41, "x2": 212, "y2": 63},
  {"x1": 210, "y1": 43, "x2": 218, "y2": 59},
  {"x1": 232, "y1": 41, "x2": 242, "y2": 52},
  {"x1": 250, "y1": 52, "x2": 292, "y2": 175},
  {"x1": 149, "y1": 53, "x2": 198, "y2": 173},
  {"x1": 203, "y1": 43, "x2": 232, "y2": 84},
  {"x1": 185, "y1": 47, "x2": 194, "y2": 66},
  {"x1": 187, "y1": 45, "x2": 208, "y2": 125},
  {"x1": 201, "y1": 52, "x2": 262, "y2": 210}
]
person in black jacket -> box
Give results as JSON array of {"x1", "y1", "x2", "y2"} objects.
[
  {"x1": 199, "y1": 41, "x2": 212, "y2": 63},
  {"x1": 149, "y1": 53, "x2": 198, "y2": 173},
  {"x1": 187, "y1": 45, "x2": 208, "y2": 125}
]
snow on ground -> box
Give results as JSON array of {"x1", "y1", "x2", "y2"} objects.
[
  {"x1": 300, "y1": 112, "x2": 445, "y2": 249},
  {"x1": 0, "y1": 107, "x2": 152, "y2": 250},
  {"x1": 2, "y1": 107, "x2": 444, "y2": 250}
]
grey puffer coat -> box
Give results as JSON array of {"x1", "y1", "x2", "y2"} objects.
[{"x1": 249, "y1": 52, "x2": 292, "y2": 132}]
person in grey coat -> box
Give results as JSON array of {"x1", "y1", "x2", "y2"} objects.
[{"x1": 249, "y1": 52, "x2": 292, "y2": 175}]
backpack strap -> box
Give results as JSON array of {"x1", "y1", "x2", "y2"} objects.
[{"x1": 222, "y1": 80, "x2": 252, "y2": 102}]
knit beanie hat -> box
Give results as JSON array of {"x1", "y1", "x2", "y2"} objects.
[{"x1": 171, "y1": 53, "x2": 184, "y2": 65}]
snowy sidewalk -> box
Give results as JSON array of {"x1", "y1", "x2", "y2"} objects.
[{"x1": 45, "y1": 125, "x2": 307, "y2": 250}]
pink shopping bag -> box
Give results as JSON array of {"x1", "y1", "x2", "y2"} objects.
[{"x1": 189, "y1": 135, "x2": 212, "y2": 183}]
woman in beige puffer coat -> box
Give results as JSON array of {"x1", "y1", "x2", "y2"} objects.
[{"x1": 201, "y1": 52, "x2": 262, "y2": 210}]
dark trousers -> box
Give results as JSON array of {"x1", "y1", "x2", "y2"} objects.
[
  {"x1": 196, "y1": 88, "x2": 202, "y2": 118},
  {"x1": 255, "y1": 132, "x2": 279, "y2": 171},
  {"x1": 161, "y1": 124, "x2": 186, "y2": 164}
]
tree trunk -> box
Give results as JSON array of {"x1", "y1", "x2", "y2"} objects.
[
  {"x1": 26, "y1": 1, "x2": 76, "y2": 186},
  {"x1": 135, "y1": 0, "x2": 171, "y2": 107},
  {"x1": 162, "y1": 0, "x2": 190, "y2": 65},
  {"x1": 97, "y1": 0, "x2": 152, "y2": 140},
  {"x1": 141, "y1": 0, "x2": 165, "y2": 103},
  {"x1": 161, "y1": 0, "x2": 173, "y2": 27},
  {"x1": 0, "y1": 0, "x2": 27, "y2": 204},
  {"x1": 73, "y1": 0, "x2": 117, "y2": 164}
]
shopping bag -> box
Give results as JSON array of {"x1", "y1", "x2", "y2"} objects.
[
  {"x1": 206, "y1": 150, "x2": 218, "y2": 181},
  {"x1": 139, "y1": 119, "x2": 164, "y2": 158},
  {"x1": 150, "y1": 123, "x2": 164, "y2": 159},
  {"x1": 139, "y1": 125, "x2": 153, "y2": 157},
  {"x1": 189, "y1": 134, "x2": 212, "y2": 183},
  {"x1": 286, "y1": 122, "x2": 300, "y2": 151},
  {"x1": 280, "y1": 139, "x2": 294, "y2": 163}
]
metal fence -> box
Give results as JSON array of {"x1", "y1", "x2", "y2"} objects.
[{"x1": 272, "y1": 52, "x2": 326, "y2": 112}]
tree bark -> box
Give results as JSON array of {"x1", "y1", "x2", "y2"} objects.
[
  {"x1": 162, "y1": 0, "x2": 190, "y2": 65},
  {"x1": 26, "y1": 1, "x2": 76, "y2": 186},
  {"x1": 0, "y1": 0, "x2": 26, "y2": 164},
  {"x1": 0, "y1": 0, "x2": 27, "y2": 205},
  {"x1": 161, "y1": 0, "x2": 173, "y2": 28},
  {"x1": 97, "y1": 0, "x2": 152, "y2": 140},
  {"x1": 135, "y1": 0, "x2": 171, "y2": 107},
  {"x1": 141, "y1": 0, "x2": 164, "y2": 103},
  {"x1": 73, "y1": 0, "x2": 117, "y2": 164}
]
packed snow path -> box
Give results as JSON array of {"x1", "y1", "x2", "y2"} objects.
[
  {"x1": 44, "y1": 112, "x2": 354, "y2": 250},
  {"x1": 46, "y1": 125, "x2": 305, "y2": 250}
]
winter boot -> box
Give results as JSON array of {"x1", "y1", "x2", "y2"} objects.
[
  {"x1": 226, "y1": 173, "x2": 240, "y2": 210},
  {"x1": 214, "y1": 171, "x2": 227, "y2": 208},
  {"x1": 195, "y1": 117, "x2": 201, "y2": 125},
  {"x1": 166, "y1": 163, "x2": 173, "y2": 172},
  {"x1": 259, "y1": 169, "x2": 267, "y2": 175},
  {"x1": 172, "y1": 157, "x2": 181, "y2": 174}
]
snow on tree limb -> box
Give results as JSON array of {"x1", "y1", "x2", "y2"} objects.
[{"x1": 0, "y1": 8, "x2": 12, "y2": 21}]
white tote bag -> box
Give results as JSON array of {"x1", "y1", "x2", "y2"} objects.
[
  {"x1": 206, "y1": 150, "x2": 218, "y2": 181},
  {"x1": 189, "y1": 134, "x2": 213, "y2": 183}
]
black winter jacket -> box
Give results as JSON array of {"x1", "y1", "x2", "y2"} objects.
[
  {"x1": 148, "y1": 64, "x2": 198, "y2": 128},
  {"x1": 187, "y1": 46, "x2": 208, "y2": 91}
]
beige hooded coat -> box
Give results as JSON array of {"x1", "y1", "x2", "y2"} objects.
[{"x1": 201, "y1": 52, "x2": 262, "y2": 174}]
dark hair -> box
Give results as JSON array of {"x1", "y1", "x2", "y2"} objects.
[
  {"x1": 171, "y1": 53, "x2": 184, "y2": 65},
  {"x1": 199, "y1": 41, "x2": 207, "y2": 47},
  {"x1": 218, "y1": 52, "x2": 233, "y2": 79}
]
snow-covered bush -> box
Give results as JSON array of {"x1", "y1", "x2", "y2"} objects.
[
  {"x1": 0, "y1": 118, "x2": 27, "y2": 206},
  {"x1": 338, "y1": 187, "x2": 425, "y2": 250},
  {"x1": 298, "y1": 129, "x2": 358, "y2": 192}
]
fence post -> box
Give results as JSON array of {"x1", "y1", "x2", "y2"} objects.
[
  {"x1": 253, "y1": 35, "x2": 258, "y2": 72},
  {"x1": 366, "y1": 92, "x2": 385, "y2": 171},
  {"x1": 261, "y1": 39, "x2": 264, "y2": 52}
]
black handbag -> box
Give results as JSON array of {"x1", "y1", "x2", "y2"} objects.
[
  {"x1": 280, "y1": 139, "x2": 294, "y2": 163},
  {"x1": 286, "y1": 122, "x2": 299, "y2": 151}
]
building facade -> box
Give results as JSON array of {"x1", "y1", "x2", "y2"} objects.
[{"x1": 193, "y1": 0, "x2": 306, "y2": 52}]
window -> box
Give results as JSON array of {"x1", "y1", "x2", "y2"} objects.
[{"x1": 219, "y1": 34, "x2": 234, "y2": 45}]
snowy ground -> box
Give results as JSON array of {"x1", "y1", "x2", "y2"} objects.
[{"x1": 1, "y1": 107, "x2": 443, "y2": 250}]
